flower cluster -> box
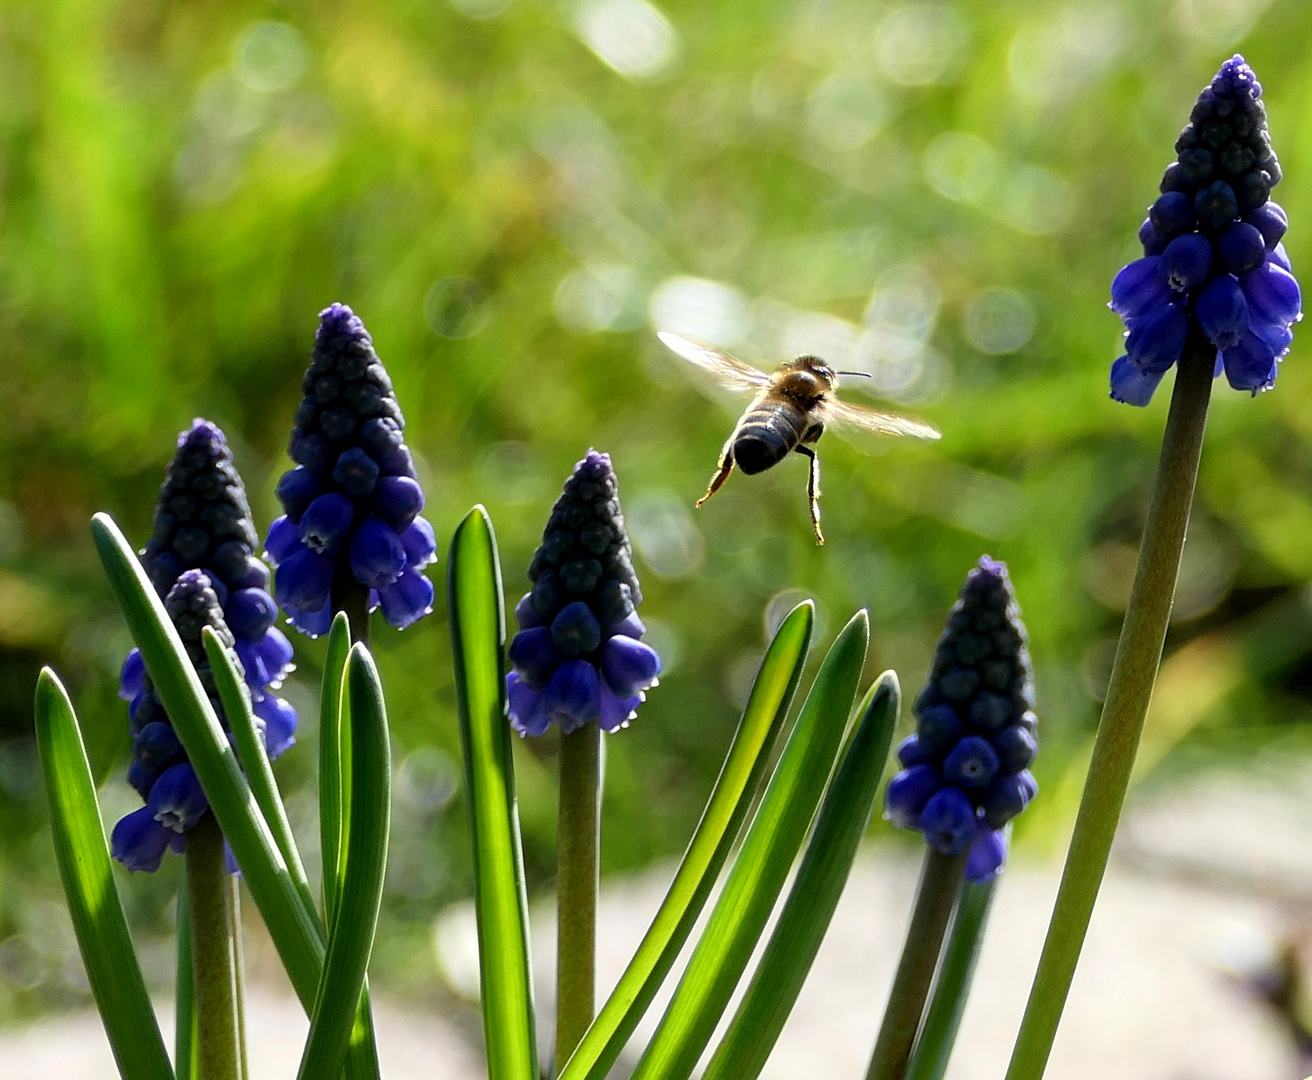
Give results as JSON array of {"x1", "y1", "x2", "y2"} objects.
[
  {"x1": 884, "y1": 557, "x2": 1037, "y2": 883},
  {"x1": 266, "y1": 304, "x2": 436, "y2": 636},
  {"x1": 1111, "y1": 54, "x2": 1301, "y2": 405},
  {"x1": 112, "y1": 420, "x2": 297, "y2": 872},
  {"x1": 506, "y1": 450, "x2": 660, "y2": 736}
]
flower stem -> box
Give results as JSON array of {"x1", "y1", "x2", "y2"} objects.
[
  {"x1": 865, "y1": 848, "x2": 968, "y2": 1080},
  {"x1": 556, "y1": 722, "x2": 602, "y2": 1071},
  {"x1": 334, "y1": 570, "x2": 372, "y2": 648},
  {"x1": 228, "y1": 877, "x2": 249, "y2": 1080},
  {"x1": 1005, "y1": 337, "x2": 1214, "y2": 1080},
  {"x1": 186, "y1": 811, "x2": 242, "y2": 1080},
  {"x1": 904, "y1": 876, "x2": 997, "y2": 1080}
]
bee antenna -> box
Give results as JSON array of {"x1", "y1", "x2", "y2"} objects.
[{"x1": 835, "y1": 369, "x2": 873, "y2": 378}]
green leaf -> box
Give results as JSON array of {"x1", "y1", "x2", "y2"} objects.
[
  {"x1": 558, "y1": 600, "x2": 815, "y2": 1080},
  {"x1": 448, "y1": 506, "x2": 539, "y2": 1080},
  {"x1": 298, "y1": 645, "x2": 392, "y2": 1080},
  {"x1": 90, "y1": 513, "x2": 325, "y2": 1005},
  {"x1": 34, "y1": 668, "x2": 175, "y2": 1080},
  {"x1": 628, "y1": 610, "x2": 870, "y2": 1080},
  {"x1": 701, "y1": 670, "x2": 900, "y2": 1080},
  {"x1": 905, "y1": 873, "x2": 1000, "y2": 1080},
  {"x1": 319, "y1": 612, "x2": 352, "y2": 924},
  {"x1": 204, "y1": 627, "x2": 316, "y2": 919},
  {"x1": 175, "y1": 876, "x2": 198, "y2": 1080}
]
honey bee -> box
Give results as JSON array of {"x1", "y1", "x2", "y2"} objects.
[{"x1": 658, "y1": 331, "x2": 940, "y2": 545}]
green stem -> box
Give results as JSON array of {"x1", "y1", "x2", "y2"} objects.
[
  {"x1": 865, "y1": 849, "x2": 967, "y2": 1080},
  {"x1": 904, "y1": 877, "x2": 997, "y2": 1080},
  {"x1": 1005, "y1": 338, "x2": 1213, "y2": 1079},
  {"x1": 228, "y1": 877, "x2": 248, "y2": 1080},
  {"x1": 186, "y1": 811, "x2": 241, "y2": 1080},
  {"x1": 176, "y1": 870, "x2": 198, "y2": 1080},
  {"x1": 556, "y1": 722, "x2": 602, "y2": 1071},
  {"x1": 334, "y1": 571, "x2": 372, "y2": 649}
]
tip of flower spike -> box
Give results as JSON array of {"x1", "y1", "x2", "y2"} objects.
[
  {"x1": 177, "y1": 417, "x2": 227, "y2": 452},
  {"x1": 1215, "y1": 55, "x2": 1261, "y2": 101},
  {"x1": 575, "y1": 448, "x2": 615, "y2": 481},
  {"x1": 316, "y1": 302, "x2": 371, "y2": 344}
]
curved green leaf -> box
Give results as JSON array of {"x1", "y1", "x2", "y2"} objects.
[
  {"x1": 34, "y1": 668, "x2": 175, "y2": 1080},
  {"x1": 559, "y1": 601, "x2": 816, "y2": 1080},
  {"x1": 298, "y1": 645, "x2": 392, "y2": 1080},
  {"x1": 90, "y1": 514, "x2": 324, "y2": 1004},
  {"x1": 905, "y1": 872, "x2": 1000, "y2": 1080},
  {"x1": 449, "y1": 505, "x2": 539, "y2": 1080},
  {"x1": 204, "y1": 627, "x2": 316, "y2": 919},
  {"x1": 175, "y1": 877, "x2": 198, "y2": 1080},
  {"x1": 319, "y1": 612, "x2": 352, "y2": 923},
  {"x1": 701, "y1": 670, "x2": 900, "y2": 1080},
  {"x1": 628, "y1": 610, "x2": 870, "y2": 1080}
]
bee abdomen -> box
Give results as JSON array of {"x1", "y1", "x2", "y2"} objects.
[{"x1": 732, "y1": 406, "x2": 805, "y2": 475}]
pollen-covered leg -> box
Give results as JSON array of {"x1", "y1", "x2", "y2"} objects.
[
  {"x1": 695, "y1": 451, "x2": 734, "y2": 508},
  {"x1": 796, "y1": 444, "x2": 823, "y2": 544}
]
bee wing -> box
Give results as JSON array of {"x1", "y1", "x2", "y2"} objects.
[
  {"x1": 657, "y1": 332, "x2": 772, "y2": 395},
  {"x1": 821, "y1": 397, "x2": 941, "y2": 440}
]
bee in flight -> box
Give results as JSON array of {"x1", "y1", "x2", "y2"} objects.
[{"x1": 658, "y1": 331, "x2": 940, "y2": 545}]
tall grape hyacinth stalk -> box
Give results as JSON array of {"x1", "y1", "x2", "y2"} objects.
[
  {"x1": 868, "y1": 557, "x2": 1035, "y2": 1080},
  {"x1": 112, "y1": 419, "x2": 296, "y2": 872},
  {"x1": 505, "y1": 449, "x2": 660, "y2": 1067},
  {"x1": 266, "y1": 303, "x2": 437, "y2": 641},
  {"x1": 1007, "y1": 55, "x2": 1300, "y2": 1079}
]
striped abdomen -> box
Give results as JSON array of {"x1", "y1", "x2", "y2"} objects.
[{"x1": 731, "y1": 400, "x2": 816, "y2": 475}]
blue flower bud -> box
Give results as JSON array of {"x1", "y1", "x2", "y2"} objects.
[
  {"x1": 551, "y1": 601, "x2": 603, "y2": 656},
  {"x1": 376, "y1": 568, "x2": 435, "y2": 630},
  {"x1": 1149, "y1": 191, "x2": 1195, "y2": 239},
  {"x1": 111, "y1": 807, "x2": 173, "y2": 873},
  {"x1": 1196, "y1": 273, "x2": 1250, "y2": 349},
  {"x1": 1138, "y1": 217, "x2": 1166, "y2": 256},
  {"x1": 299, "y1": 493, "x2": 356, "y2": 555},
  {"x1": 275, "y1": 467, "x2": 323, "y2": 523},
  {"x1": 507, "y1": 672, "x2": 550, "y2": 737},
  {"x1": 514, "y1": 591, "x2": 545, "y2": 630},
  {"x1": 253, "y1": 695, "x2": 298, "y2": 759},
  {"x1": 348, "y1": 517, "x2": 408, "y2": 588},
  {"x1": 544, "y1": 658, "x2": 601, "y2": 734},
  {"x1": 332, "y1": 447, "x2": 381, "y2": 498},
  {"x1": 509, "y1": 627, "x2": 563, "y2": 687},
  {"x1": 991, "y1": 724, "x2": 1037, "y2": 772},
  {"x1": 885, "y1": 764, "x2": 941, "y2": 829},
  {"x1": 980, "y1": 770, "x2": 1037, "y2": 829},
  {"x1": 1244, "y1": 200, "x2": 1287, "y2": 248},
  {"x1": 119, "y1": 648, "x2": 145, "y2": 701},
  {"x1": 1194, "y1": 180, "x2": 1238, "y2": 229},
  {"x1": 1125, "y1": 301, "x2": 1189, "y2": 372},
  {"x1": 600, "y1": 635, "x2": 662, "y2": 697},
  {"x1": 1159, "y1": 234, "x2": 1213, "y2": 291},
  {"x1": 225, "y1": 587, "x2": 278, "y2": 640},
  {"x1": 1219, "y1": 331, "x2": 1279, "y2": 393},
  {"x1": 1110, "y1": 356, "x2": 1168, "y2": 407},
  {"x1": 1110, "y1": 258, "x2": 1171, "y2": 317},
  {"x1": 1216, "y1": 222, "x2": 1266, "y2": 274},
  {"x1": 916, "y1": 704, "x2": 964, "y2": 756},
  {"x1": 275, "y1": 544, "x2": 334, "y2": 612},
  {"x1": 1241, "y1": 261, "x2": 1302, "y2": 326},
  {"x1": 943, "y1": 735, "x2": 1000, "y2": 789},
  {"x1": 266, "y1": 515, "x2": 300, "y2": 563},
  {"x1": 147, "y1": 763, "x2": 209, "y2": 834},
  {"x1": 965, "y1": 827, "x2": 1007, "y2": 884},
  {"x1": 400, "y1": 517, "x2": 438, "y2": 568},
  {"x1": 896, "y1": 734, "x2": 930, "y2": 768},
  {"x1": 920, "y1": 787, "x2": 977, "y2": 856}
]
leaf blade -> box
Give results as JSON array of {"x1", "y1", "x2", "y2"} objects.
[{"x1": 34, "y1": 668, "x2": 175, "y2": 1080}]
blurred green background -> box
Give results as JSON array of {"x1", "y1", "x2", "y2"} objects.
[{"x1": 2, "y1": 0, "x2": 1312, "y2": 1026}]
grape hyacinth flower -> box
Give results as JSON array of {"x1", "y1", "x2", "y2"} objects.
[
  {"x1": 884, "y1": 557, "x2": 1036, "y2": 883},
  {"x1": 266, "y1": 303, "x2": 436, "y2": 636},
  {"x1": 505, "y1": 450, "x2": 660, "y2": 736},
  {"x1": 112, "y1": 421, "x2": 297, "y2": 871},
  {"x1": 1111, "y1": 55, "x2": 1300, "y2": 405}
]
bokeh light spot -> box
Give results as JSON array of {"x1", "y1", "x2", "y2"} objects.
[
  {"x1": 575, "y1": 0, "x2": 678, "y2": 81},
  {"x1": 873, "y1": 5, "x2": 968, "y2": 86},
  {"x1": 425, "y1": 277, "x2": 490, "y2": 339},
  {"x1": 233, "y1": 22, "x2": 308, "y2": 94},
  {"x1": 964, "y1": 288, "x2": 1036, "y2": 354}
]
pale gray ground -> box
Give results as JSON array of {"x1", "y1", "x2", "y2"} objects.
[{"x1": 6, "y1": 771, "x2": 1311, "y2": 1080}]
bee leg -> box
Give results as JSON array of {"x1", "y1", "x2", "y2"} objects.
[
  {"x1": 795, "y1": 445, "x2": 824, "y2": 545},
  {"x1": 695, "y1": 451, "x2": 734, "y2": 508}
]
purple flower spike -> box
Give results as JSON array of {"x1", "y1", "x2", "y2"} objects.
[
  {"x1": 505, "y1": 450, "x2": 657, "y2": 736},
  {"x1": 1110, "y1": 55, "x2": 1295, "y2": 405},
  {"x1": 269, "y1": 304, "x2": 435, "y2": 634},
  {"x1": 114, "y1": 422, "x2": 298, "y2": 873},
  {"x1": 888, "y1": 558, "x2": 1036, "y2": 878}
]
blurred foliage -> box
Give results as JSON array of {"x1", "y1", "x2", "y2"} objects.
[{"x1": 2, "y1": 0, "x2": 1312, "y2": 1021}]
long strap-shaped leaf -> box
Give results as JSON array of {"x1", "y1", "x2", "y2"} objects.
[
  {"x1": 700, "y1": 670, "x2": 900, "y2": 1080},
  {"x1": 34, "y1": 668, "x2": 175, "y2": 1080},
  {"x1": 298, "y1": 645, "x2": 392, "y2": 1080},
  {"x1": 449, "y1": 506, "x2": 539, "y2": 1080},
  {"x1": 319, "y1": 613, "x2": 351, "y2": 924},
  {"x1": 204, "y1": 628, "x2": 317, "y2": 919},
  {"x1": 91, "y1": 513, "x2": 325, "y2": 1000},
  {"x1": 558, "y1": 601, "x2": 815, "y2": 1080},
  {"x1": 628, "y1": 610, "x2": 870, "y2": 1080}
]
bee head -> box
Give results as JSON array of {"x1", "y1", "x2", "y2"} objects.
[{"x1": 786, "y1": 355, "x2": 838, "y2": 387}]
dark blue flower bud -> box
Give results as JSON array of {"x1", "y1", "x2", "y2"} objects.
[
  {"x1": 1216, "y1": 222, "x2": 1266, "y2": 274},
  {"x1": 965, "y1": 827, "x2": 1007, "y2": 884},
  {"x1": 943, "y1": 735, "x2": 1000, "y2": 789},
  {"x1": 1219, "y1": 331, "x2": 1278, "y2": 393},
  {"x1": 920, "y1": 788, "x2": 976, "y2": 856},
  {"x1": 147, "y1": 763, "x2": 209, "y2": 834},
  {"x1": 253, "y1": 695, "x2": 297, "y2": 759},
  {"x1": 275, "y1": 544, "x2": 334, "y2": 612},
  {"x1": 1110, "y1": 258, "x2": 1171, "y2": 316},
  {"x1": 348, "y1": 517, "x2": 408, "y2": 588},
  {"x1": 120, "y1": 648, "x2": 146, "y2": 701},
  {"x1": 374, "y1": 475, "x2": 424, "y2": 531},
  {"x1": 1110, "y1": 356, "x2": 1167, "y2": 407},
  {"x1": 1149, "y1": 191, "x2": 1195, "y2": 239},
  {"x1": 1244, "y1": 200, "x2": 1287, "y2": 248},
  {"x1": 1138, "y1": 217, "x2": 1167, "y2": 256},
  {"x1": 270, "y1": 304, "x2": 435, "y2": 635},
  {"x1": 885, "y1": 765, "x2": 942, "y2": 829},
  {"x1": 991, "y1": 724, "x2": 1038, "y2": 773},
  {"x1": 1241, "y1": 261, "x2": 1302, "y2": 326},
  {"x1": 1196, "y1": 274, "x2": 1250, "y2": 349},
  {"x1": 896, "y1": 734, "x2": 930, "y2": 767},
  {"x1": 981, "y1": 770, "x2": 1037, "y2": 829},
  {"x1": 266, "y1": 515, "x2": 300, "y2": 563},
  {"x1": 1160, "y1": 234, "x2": 1213, "y2": 291},
  {"x1": 551, "y1": 601, "x2": 603, "y2": 656},
  {"x1": 1125, "y1": 301, "x2": 1188, "y2": 372},
  {"x1": 299, "y1": 493, "x2": 356, "y2": 555},
  {"x1": 225, "y1": 588, "x2": 278, "y2": 641},
  {"x1": 111, "y1": 807, "x2": 173, "y2": 873},
  {"x1": 916, "y1": 704, "x2": 963, "y2": 756},
  {"x1": 506, "y1": 450, "x2": 657, "y2": 736},
  {"x1": 1194, "y1": 180, "x2": 1238, "y2": 229}
]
